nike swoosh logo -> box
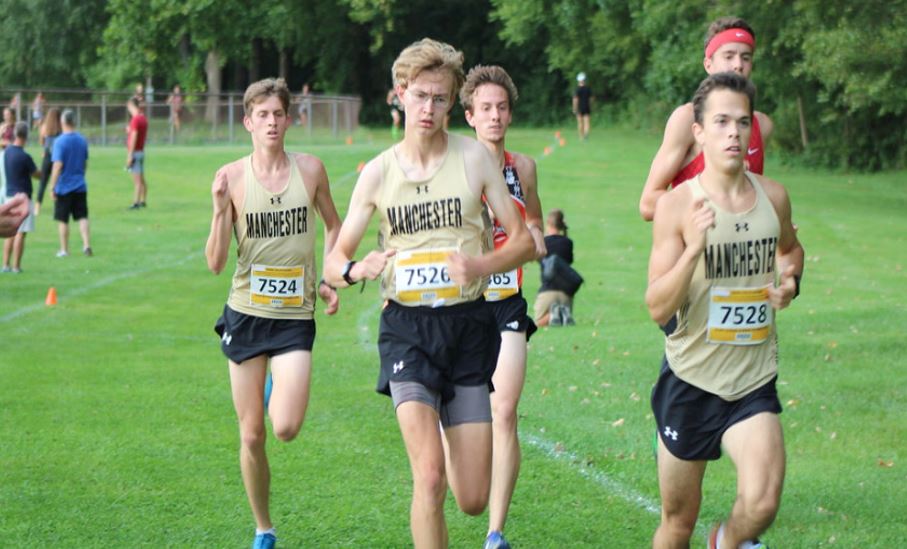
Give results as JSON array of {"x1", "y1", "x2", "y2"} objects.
[{"x1": 747, "y1": 147, "x2": 759, "y2": 155}]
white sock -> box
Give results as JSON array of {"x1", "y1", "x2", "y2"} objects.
[
  {"x1": 255, "y1": 527, "x2": 276, "y2": 537},
  {"x1": 716, "y1": 523, "x2": 726, "y2": 549}
]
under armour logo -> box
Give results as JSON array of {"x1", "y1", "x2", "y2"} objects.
[
  {"x1": 415, "y1": 185, "x2": 429, "y2": 195},
  {"x1": 221, "y1": 332, "x2": 232, "y2": 345},
  {"x1": 664, "y1": 426, "x2": 678, "y2": 441},
  {"x1": 736, "y1": 222, "x2": 749, "y2": 232},
  {"x1": 506, "y1": 320, "x2": 519, "y2": 330},
  {"x1": 393, "y1": 361, "x2": 405, "y2": 374},
  {"x1": 270, "y1": 196, "x2": 282, "y2": 205}
]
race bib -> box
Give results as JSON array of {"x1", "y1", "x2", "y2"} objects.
[
  {"x1": 394, "y1": 248, "x2": 460, "y2": 304},
  {"x1": 484, "y1": 269, "x2": 519, "y2": 302},
  {"x1": 250, "y1": 264, "x2": 304, "y2": 308},
  {"x1": 707, "y1": 285, "x2": 772, "y2": 345}
]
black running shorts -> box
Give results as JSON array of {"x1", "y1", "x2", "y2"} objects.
[
  {"x1": 54, "y1": 191, "x2": 88, "y2": 222},
  {"x1": 214, "y1": 305, "x2": 315, "y2": 364},
  {"x1": 487, "y1": 292, "x2": 537, "y2": 341},
  {"x1": 651, "y1": 356, "x2": 782, "y2": 461},
  {"x1": 377, "y1": 299, "x2": 500, "y2": 404}
]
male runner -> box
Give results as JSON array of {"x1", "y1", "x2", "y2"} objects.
[
  {"x1": 205, "y1": 77, "x2": 342, "y2": 549},
  {"x1": 461, "y1": 64, "x2": 546, "y2": 549},
  {"x1": 640, "y1": 17, "x2": 774, "y2": 221},
  {"x1": 324, "y1": 39, "x2": 534, "y2": 549},
  {"x1": 645, "y1": 72, "x2": 803, "y2": 549}
]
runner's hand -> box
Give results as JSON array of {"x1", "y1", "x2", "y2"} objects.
[
  {"x1": 211, "y1": 170, "x2": 230, "y2": 214},
  {"x1": 683, "y1": 196, "x2": 714, "y2": 256},
  {"x1": 357, "y1": 249, "x2": 396, "y2": 281},
  {"x1": 769, "y1": 264, "x2": 797, "y2": 310},
  {"x1": 319, "y1": 281, "x2": 339, "y2": 315},
  {"x1": 446, "y1": 252, "x2": 478, "y2": 286}
]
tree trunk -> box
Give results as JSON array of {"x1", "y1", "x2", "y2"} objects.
[
  {"x1": 279, "y1": 49, "x2": 289, "y2": 80},
  {"x1": 205, "y1": 50, "x2": 222, "y2": 123},
  {"x1": 248, "y1": 38, "x2": 262, "y2": 84},
  {"x1": 797, "y1": 94, "x2": 809, "y2": 149}
]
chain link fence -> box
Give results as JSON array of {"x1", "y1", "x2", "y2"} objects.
[{"x1": 2, "y1": 88, "x2": 361, "y2": 145}]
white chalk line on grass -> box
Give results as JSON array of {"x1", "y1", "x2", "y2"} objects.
[
  {"x1": 521, "y1": 432, "x2": 662, "y2": 516},
  {"x1": 0, "y1": 251, "x2": 202, "y2": 324}
]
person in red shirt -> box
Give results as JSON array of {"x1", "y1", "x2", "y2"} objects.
[
  {"x1": 126, "y1": 98, "x2": 149, "y2": 209},
  {"x1": 639, "y1": 17, "x2": 774, "y2": 222}
]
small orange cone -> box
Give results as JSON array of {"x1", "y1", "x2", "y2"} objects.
[
  {"x1": 345, "y1": 136, "x2": 353, "y2": 145},
  {"x1": 543, "y1": 146, "x2": 552, "y2": 156},
  {"x1": 45, "y1": 287, "x2": 57, "y2": 306},
  {"x1": 356, "y1": 161, "x2": 366, "y2": 173},
  {"x1": 555, "y1": 130, "x2": 561, "y2": 139},
  {"x1": 559, "y1": 138, "x2": 567, "y2": 147}
]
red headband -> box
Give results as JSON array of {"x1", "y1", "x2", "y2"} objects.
[{"x1": 705, "y1": 28, "x2": 755, "y2": 58}]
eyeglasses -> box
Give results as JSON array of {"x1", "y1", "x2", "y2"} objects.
[{"x1": 406, "y1": 89, "x2": 451, "y2": 108}]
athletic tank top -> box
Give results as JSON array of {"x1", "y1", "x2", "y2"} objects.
[
  {"x1": 665, "y1": 173, "x2": 779, "y2": 400},
  {"x1": 227, "y1": 154, "x2": 317, "y2": 319},
  {"x1": 377, "y1": 133, "x2": 493, "y2": 307},
  {"x1": 483, "y1": 151, "x2": 527, "y2": 301},
  {"x1": 671, "y1": 115, "x2": 764, "y2": 187}
]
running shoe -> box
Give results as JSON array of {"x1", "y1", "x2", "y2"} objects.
[
  {"x1": 83, "y1": 247, "x2": 93, "y2": 257},
  {"x1": 252, "y1": 532, "x2": 276, "y2": 549},
  {"x1": 56, "y1": 250, "x2": 68, "y2": 258},
  {"x1": 484, "y1": 531, "x2": 511, "y2": 549},
  {"x1": 1, "y1": 266, "x2": 10, "y2": 272},
  {"x1": 707, "y1": 524, "x2": 768, "y2": 549}
]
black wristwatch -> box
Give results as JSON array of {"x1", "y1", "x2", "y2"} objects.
[{"x1": 342, "y1": 260, "x2": 357, "y2": 286}]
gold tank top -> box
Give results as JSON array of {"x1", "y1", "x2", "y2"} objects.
[
  {"x1": 665, "y1": 173, "x2": 780, "y2": 400},
  {"x1": 377, "y1": 133, "x2": 492, "y2": 307},
  {"x1": 227, "y1": 154, "x2": 316, "y2": 319}
]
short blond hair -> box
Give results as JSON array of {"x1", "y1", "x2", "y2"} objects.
[
  {"x1": 460, "y1": 65, "x2": 519, "y2": 112},
  {"x1": 243, "y1": 78, "x2": 291, "y2": 116},
  {"x1": 391, "y1": 38, "x2": 465, "y2": 101}
]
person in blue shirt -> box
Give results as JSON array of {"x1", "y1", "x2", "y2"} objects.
[
  {"x1": 48, "y1": 110, "x2": 92, "y2": 257},
  {"x1": 2, "y1": 122, "x2": 41, "y2": 272}
]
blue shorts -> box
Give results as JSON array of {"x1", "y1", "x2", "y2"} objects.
[{"x1": 128, "y1": 151, "x2": 145, "y2": 174}]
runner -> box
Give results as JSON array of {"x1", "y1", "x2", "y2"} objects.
[
  {"x1": 205, "y1": 77, "x2": 342, "y2": 549},
  {"x1": 461, "y1": 64, "x2": 546, "y2": 549},
  {"x1": 325, "y1": 39, "x2": 534, "y2": 549},
  {"x1": 640, "y1": 16, "x2": 774, "y2": 221},
  {"x1": 645, "y1": 72, "x2": 804, "y2": 549}
]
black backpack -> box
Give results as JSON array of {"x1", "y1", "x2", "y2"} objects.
[{"x1": 540, "y1": 254, "x2": 584, "y2": 297}]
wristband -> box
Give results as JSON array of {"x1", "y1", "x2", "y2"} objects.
[
  {"x1": 319, "y1": 278, "x2": 335, "y2": 291},
  {"x1": 342, "y1": 260, "x2": 357, "y2": 286}
]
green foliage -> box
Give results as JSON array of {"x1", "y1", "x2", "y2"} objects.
[
  {"x1": 0, "y1": 0, "x2": 108, "y2": 87},
  {"x1": 3, "y1": 0, "x2": 907, "y2": 168}
]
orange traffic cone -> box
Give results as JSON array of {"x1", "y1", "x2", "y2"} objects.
[
  {"x1": 356, "y1": 161, "x2": 366, "y2": 173},
  {"x1": 345, "y1": 136, "x2": 353, "y2": 145},
  {"x1": 45, "y1": 287, "x2": 57, "y2": 306}
]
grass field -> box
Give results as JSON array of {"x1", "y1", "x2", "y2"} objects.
[{"x1": 1, "y1": 124, "x2": 905, "y2": 547}]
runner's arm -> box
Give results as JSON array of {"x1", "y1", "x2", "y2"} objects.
[
  {"x1": 515, "y1": 154, "x2": 546, "y2": 258},
  {"x1": 205, "y1": 168, "x2": 234, "y2": 275},
  {"x1": 639, "y1": 105, "x2": 696, "y2": 221},
  {"x1": 324, "y1": 159, "x2": 395, "y2": 288},
  {"x1": 760, "y1": 176, "x2": 804, "y2": 309},
  {"x1": 451, "y1": 144, "x2": 533, "y2": 284},
  {"x1": 645, "y1": 190, "x2": 712, "y2": 325}
]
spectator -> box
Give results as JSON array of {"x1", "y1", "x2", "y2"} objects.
[
  {"x1": 35, "y1": 108, "x2": 61, "y2": 216},
  {"x1": 2, "y1": 122, "x2": 41, "y2": 273},
  {"x1": 533, "y1": 209, "x2": 582, "y2": 326},
  {"x1": 48, "y1": 109, "x2": 92, "y2": 257}
]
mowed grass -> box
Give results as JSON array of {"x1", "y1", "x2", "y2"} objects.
[{"x1": 1, "y1": 124, "x2": 905, "y2": 547}]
